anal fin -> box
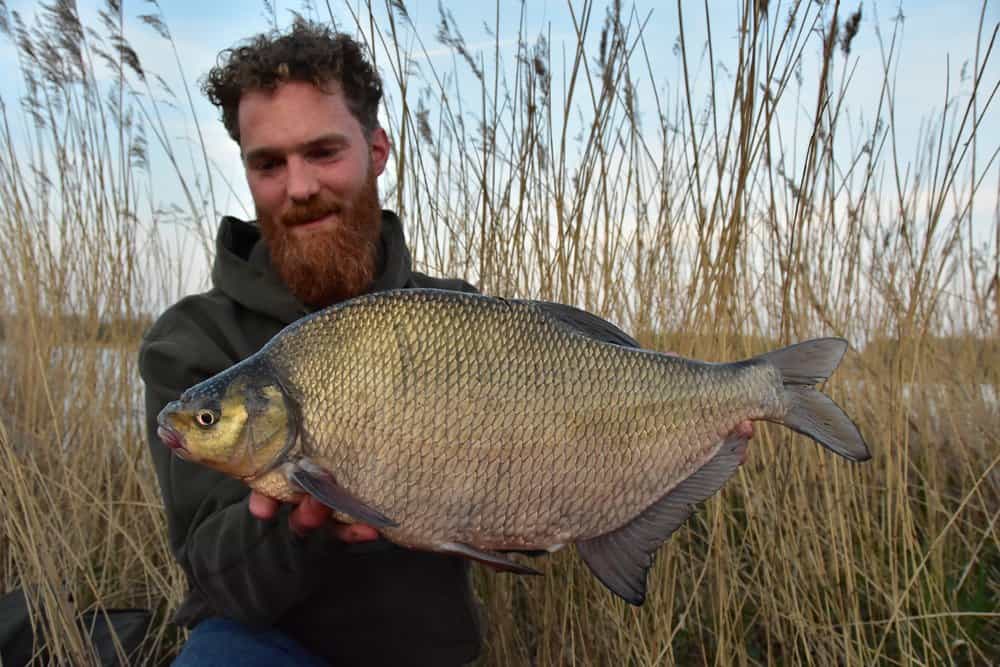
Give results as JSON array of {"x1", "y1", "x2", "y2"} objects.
[
  {"x1": 498, "y1": 549, "x2": 549, "y2": 557},
  {"x1": 437, "y1": 542, "x2": 542, "y2": 575},
  {"x1": 577, "y1": 434, "x2": 748, "y2": 605}
]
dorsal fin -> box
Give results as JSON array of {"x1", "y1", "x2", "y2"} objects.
[{"x1": 520, "y1": 300, "x2": 640, "y2": 348}]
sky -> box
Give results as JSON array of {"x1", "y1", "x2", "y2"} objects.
[{"x1": 0, "y1": 0, "x2": 997, "y2": 305}]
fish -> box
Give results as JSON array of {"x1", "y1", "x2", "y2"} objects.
[{"x1": 157, "y1": 288, "x2": 870, "y2": 605}]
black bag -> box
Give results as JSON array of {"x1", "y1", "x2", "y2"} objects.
[{"x1": 0, "y1": 588, "x2": 152, "y2": 666}]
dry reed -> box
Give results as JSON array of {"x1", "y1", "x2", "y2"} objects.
[{"x1": 0, "y1": 0, "x2": 996, "y2": 664}]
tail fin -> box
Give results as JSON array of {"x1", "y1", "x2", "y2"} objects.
[{"x1": 758, "y1": 338, "x2": 871, "y2": 462}]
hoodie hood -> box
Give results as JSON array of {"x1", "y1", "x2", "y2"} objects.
[{"x1": 211, "y1": 210, "x2": 414, "y2": 325}]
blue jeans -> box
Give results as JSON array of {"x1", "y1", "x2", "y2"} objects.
[{"x1": 172, "y1": 617, "x2": 328, "y2": 667}]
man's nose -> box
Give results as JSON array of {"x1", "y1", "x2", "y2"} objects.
[{"x1": 286, "y1": 156, "x2": 320, "y2": 202}]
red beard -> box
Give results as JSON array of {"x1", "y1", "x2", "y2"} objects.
[{"x1": 260, "y1": 169, "x2": 382, "y2": 307}]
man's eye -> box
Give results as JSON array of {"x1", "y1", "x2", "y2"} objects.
[
  {"x1": 254, "y1": 159, "x2": 280, "y2": 172},
  {"x1": 308, "y1": 147, "x2": 338, "y2": 161}
]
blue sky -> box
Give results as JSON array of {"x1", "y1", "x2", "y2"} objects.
[{"x1": 1, "y1": 0, "x2": 997, "y2": 299}]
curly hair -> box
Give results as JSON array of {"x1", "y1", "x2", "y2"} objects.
[{"x1": 202, "y1": 19, "x2": 383, "y2": 145}]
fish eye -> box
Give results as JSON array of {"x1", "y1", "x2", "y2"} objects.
[{"x1": 194, "y1": 410, "x2": 218, "y2": 428}]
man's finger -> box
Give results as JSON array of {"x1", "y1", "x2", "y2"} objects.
[
  {"x1": 289, "y1": 495, "x2": 331, "y2": 536},
  {"x1": 331, "y1": 522, "x2": 379, "y2": 543},
  {"x1": 736, "y1": 420, "x2": 754, "y2": 439},
  {"x1": 248, "y1": 491, "x2": 279, "y2": 520}
]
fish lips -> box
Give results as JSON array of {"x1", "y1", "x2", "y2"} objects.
[
  {"x1": 156, "y1": 402, "x2": 189, "y2": 456},
  {"x1": 157, "y1": 424, "x2": 186, "y2": 453}
]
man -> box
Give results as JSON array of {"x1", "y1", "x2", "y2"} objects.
[
  {"x1": 139, "y1": 21, "x2": 482, "y2": 666},
  {"x1": 141, "y1": 18, "x2": 756, "y2": 667}
]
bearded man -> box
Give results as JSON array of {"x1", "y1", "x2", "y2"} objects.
[{"x1": 139, "y1": 20, "x2": 481, "y2": 666}]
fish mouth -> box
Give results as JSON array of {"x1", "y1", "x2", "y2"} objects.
[
  {"x1": 156, "y1": 401, "x2": 187, "y2": 454},
  {"x1": 156, "y1": 424, "x2": 188, "y2": 455}
]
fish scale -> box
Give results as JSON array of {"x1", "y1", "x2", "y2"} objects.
[{"x1": 159, "y1": 288, "x2": 870, "y2": 605}]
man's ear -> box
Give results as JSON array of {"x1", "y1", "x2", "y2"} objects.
[{"x1": 370, "y1": 126, "x2": 390, "y2": 176}]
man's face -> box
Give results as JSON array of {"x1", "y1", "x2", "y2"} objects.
[{"x1": 238, "y1": 80, "x2": 390, "y2": 306}]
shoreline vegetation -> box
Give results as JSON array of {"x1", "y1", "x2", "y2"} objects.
[
  {"x1": 1, "y1": 316, "x2": 998, "y2": 384},
  {"x1": 0, "y1": 315, "x2": 153, "y2": 346},
  {"x1": 1, "y1": 0, "x2": 997, "y2": 665}
]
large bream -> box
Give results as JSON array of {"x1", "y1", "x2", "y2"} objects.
[{"x1": 157, "y1": 289, "x2": 870, "y2": 605}]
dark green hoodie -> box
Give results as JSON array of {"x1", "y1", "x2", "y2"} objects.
[{"x1": 139, "y1": 212, "x2": 482, "y2": 666}]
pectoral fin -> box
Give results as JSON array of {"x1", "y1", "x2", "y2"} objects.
[
  {"x1": 289, "y1": 460, "x2": 397, "y2": 529},
  {"x1": 577, "y1": 433, "x2": 748, "y2": 605},
  {"x1": 436, "y1": 542, "x2": 542, "y2": 575}
]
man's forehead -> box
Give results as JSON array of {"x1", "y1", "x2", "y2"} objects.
[
  {"x1": 238, "y1": 79, "x2": 346, "y2": 119},
  {"x1": 237, "y1": 79, "x2": 357, "y2": 150},
  {"x1": 243, "y1": 78, "x2": 343, "y2": 101}
]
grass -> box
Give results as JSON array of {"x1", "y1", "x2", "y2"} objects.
[{"x1": 1, "y1": 0, "x2": 998, "y2": 664}]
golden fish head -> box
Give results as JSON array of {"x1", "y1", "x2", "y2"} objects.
[{"x1": 156, "y1": 365, "x2": 295, "y2": 480}]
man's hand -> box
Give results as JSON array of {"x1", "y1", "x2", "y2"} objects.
[
  {"x1": 733, "y1": 420, "x2": 754, "y2": 440},
  {"x1": 249, "y1": 491, "x2": 379, "y2": 543}
]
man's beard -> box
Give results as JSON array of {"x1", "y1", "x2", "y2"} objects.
[{"x1": 260, "y1": 169, "x2": 382, "y2": 307}]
